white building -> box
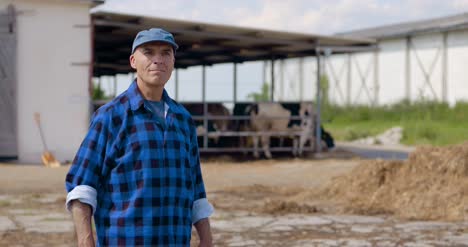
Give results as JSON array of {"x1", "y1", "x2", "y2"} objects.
[
  {"x1": 326, "y1": 13, "x2": 468, "y2": 106},
  {"x1": 0, "y1": 0, "x2": 102, "y2": 161}
]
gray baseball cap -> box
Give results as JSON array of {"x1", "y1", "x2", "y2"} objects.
[{"x1": 131, "y1": 28, "x2": 179, "y2": 53}]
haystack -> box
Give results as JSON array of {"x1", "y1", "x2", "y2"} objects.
[{"x1": 321, "y1": 142, "x2": 468, "y2": 221}]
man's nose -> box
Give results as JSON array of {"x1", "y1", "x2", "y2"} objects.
[{"x1": 151, "y1": 54, "x2": 164, "y2": 64}]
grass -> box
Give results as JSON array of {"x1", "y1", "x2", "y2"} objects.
[
  {"x1": 0, "y1": 200, "x2": 11, "y2": 207},
  {"x1": 322, "y1": 100, "x2": 468, "y2": 146}
]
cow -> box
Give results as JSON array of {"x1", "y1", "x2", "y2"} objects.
[
  {"x1": 294, "y1": 102, "x2": 335, "y2": 155},
  {"x1": 246, "y1": 102, "x2": 292, "y2": 159},
  {"x1": 182, "y1": 103, "x2": 231, "y2": 145},
  {"x1": 241, "y1": 102, "x2": 333, "y2": 159}
]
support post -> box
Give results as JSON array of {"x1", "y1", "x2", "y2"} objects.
[
  {"x1": 299, "y1": 57, "x2": 304, "y2": 101},
  {"x1": 113, "y1": 75, "x2": 117, "y2": 97},
  {"x1": 175, "y1": 69, "x2": 179, "y2": 100},
  {"x1": 442, "y1": 32, "x2": 448, "y2": 103},
  {"x1": 315, "y1": 47, "x2": 322, "y2": 153},
  {"x1": 271, "y1": 58, "x2": 275, "y2": 101},
  {"x1": 347, "y1": 53, "x2": 352, "y2": 106},
  {"x1": 202, "y1": 66, "x2": 208, "y2": 148},
  {"x1": 405, "y1": 36, "x2": 411, "y2": 102},
  {"x1": 279, "y1": 59, "x2": 284, "y2": 101},
  {"x1": 233, "y1": 63, "x2": 237, "y2": 102},
  {"x1": 374, "y1": 48, "x2": 379, "y2": 105}
]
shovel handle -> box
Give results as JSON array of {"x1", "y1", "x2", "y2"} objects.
[
  {"x1": 34, "y1": 112, "x2": 41, "y2": 124},
  {"x1": 34, "y1": 112, "x2": 48, "y2": 151}
]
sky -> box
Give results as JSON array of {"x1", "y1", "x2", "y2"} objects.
[
  {"x1": 92, "y1": 0, "x2": 468, "y2": 102},
  {"x1": 93, "y1": 0, "x2": 468, "y2": 35}
]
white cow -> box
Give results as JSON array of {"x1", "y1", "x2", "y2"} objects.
[
  {"x1": 247, "y1": 102, "x2": 291, "y2": 159},
  {"x1": 294, "y1": 102, "x2": 316, "y2": 156},
  {"x1": 246, "y1": 102, "x2": 321, "y2": 159}
]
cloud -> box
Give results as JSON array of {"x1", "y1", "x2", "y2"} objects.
[
  {"x1": 93, "y1": 0, "x2": 468, "y2": 34},
  {"x1": 453, "y1": 0, "x2": 468, "y2": 8}
]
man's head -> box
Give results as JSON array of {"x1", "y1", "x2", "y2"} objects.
[
  {"x1": 130, "y1": 28, "x2": 178, "y2": 88},
  {"x1": 131, "y1": 28, "x2": 178, "y2": 54}
]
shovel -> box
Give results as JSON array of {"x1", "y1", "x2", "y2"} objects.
[{"x1": 34, "y1": 112, "x2": 61, "y2": 168}]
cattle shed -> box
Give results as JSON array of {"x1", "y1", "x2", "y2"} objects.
[
  {"x1": 91, "y1": 11, "x2": 375, "y2": 154},
  {"x1": 327, "y1": 12, "x2": 468, "y2": 106},
  {"x1": 0, "y1": 3, "x2": 374, "y2": 162}
]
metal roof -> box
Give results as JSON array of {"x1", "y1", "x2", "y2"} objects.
[
  {"x1": 338, "y1": 12, "x2": 468, "y2": 40},
  {"x1": 92, "y1": 11, "x2": 374, "y2": 76}
]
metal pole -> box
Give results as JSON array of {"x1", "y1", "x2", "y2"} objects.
[
  {"x1": 113, "y1": 75, "x2": 117, "y2": 97},
  {"x1": 279, "y1": 59, "x2": 284, "y2": 101},
  {"x1": 175, "y1": 69, "x2": 179, "y2": 100},
  {"x1": 299, "y1": 57, "x2": 304, "y2": 101},
  {"x1": 271, "y1": 58, "x2": 275, "y2": 101},
  {"x1": 442, "y1": 32, "x2": 448, "y2": 103},
  {"x1": 233, "y1": 63, "x2": 237, "y2": 102},
  {"x1": 315, "y1": 47, "x2": 322, "y2": 153},
  {"x1": 405, "y1": 36, "x2": 411, "y2": 102},
  {"x1": 374, "y1": 49, "x2": 379, "y2": 105},
  {"x1": 347, "y1": 53, "x2": 352, "y2": 106},
  {"x1": 202, "y1": 66, "x2": 208, "y2": 148}
]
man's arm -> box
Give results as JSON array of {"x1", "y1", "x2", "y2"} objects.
[
  {"x1": 70, "y1": 200, "x2": 95, "y2": 247},
  {"x1": 194, "y1": 218, "x2": 213, "y2": 247}
]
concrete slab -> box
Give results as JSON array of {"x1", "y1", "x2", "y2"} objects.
[
  {"x1": 266, "y1": 215, "x2": 332, "y2": 227},
  {"x1": 444, "y1": 234, "x2": 468, "y2": 245},
  {"x1": 0, "y1": 216, "x2": 17, "y2": 231},
  {"x1": 33, "y1": 194, "x2": 64, "y2": 204},
  {"x1": 350, "y1": 225, "x2": 377, "y2": 233},
  {"x1": 293, "y1": 239, "x2": 340, "y2": 247},
  {"x1": 0, "y1": 195, "x2": 22, "y2": 205},
  {"x1": 323, "y1": 215, "x2": 386, "y2": 224},
  {"x1": 211, "y1": 216, "x2": 273, "y2": 232},
  {"x1": 14, "y1": 213, "x2": 73, "y2": 233},
  {"x1": 402, "y1": 243, "x2": 433, "y2": 247},
  {"x1": 395, "y1": 221, "x2": 454, "y2": 231},
  {"x1": 341, "y1": 239, "x2": 373, "y2": 247}
]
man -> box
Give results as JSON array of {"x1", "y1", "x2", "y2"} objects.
[{"x1": 65, "y1": 28, "x2": 214, "y2": 247}]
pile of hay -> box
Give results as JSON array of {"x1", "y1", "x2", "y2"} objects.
[{"x1": 321, "y1": 142, "x2": 468, "y2": 221}]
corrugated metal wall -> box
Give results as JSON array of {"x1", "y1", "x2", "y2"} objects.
[{"x1": 0, "y1": 5, "x2": 17, "y2": 157}]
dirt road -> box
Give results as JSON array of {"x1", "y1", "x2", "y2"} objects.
[{"x1": 0, "y1": 158, "x2": 467, "y2": 246}]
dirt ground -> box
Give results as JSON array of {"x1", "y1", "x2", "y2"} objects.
[{"x1": 0, "y1": 149, "x2": 467, "y2": 246}]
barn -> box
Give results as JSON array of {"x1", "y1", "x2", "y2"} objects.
[
  {"x1": 326, "y1": 13, "x2": 468, "y2": 106},
  {"x1": 10, "y1": 1, "x2": 466, "y2": 162},
  {"x1": 0, "y1": 1, "x2": 376, "y2": 162}
]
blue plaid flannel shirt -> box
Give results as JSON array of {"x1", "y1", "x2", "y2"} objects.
[{"x1": 65, "y1": 81, "x2": 211, "y2": 246}]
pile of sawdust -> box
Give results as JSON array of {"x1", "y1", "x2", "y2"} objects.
[
  {"x1": 261, "y1": 200, "x2": 318, "y2": 215},
  {"x1": 320, "y1": 142, "x2": 468, "y2": 221},
  {"x1": 220, "y1": 184, "x2": 322, "y2": 215}
]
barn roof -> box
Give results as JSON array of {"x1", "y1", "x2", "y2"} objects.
[
  {"x1": 92, "y1": 11, "x2": 375, "y2": 76},
  {"x1": 338, "y1": 12, "x2": 468, "y2": 40}
]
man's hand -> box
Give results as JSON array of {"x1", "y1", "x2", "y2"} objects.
[
  {"x1": 194, "y1": 218, "x2": 213, "y2": 247},
  {"x1": 70, "y1": 200, "x2": 95, "y2": 247}
]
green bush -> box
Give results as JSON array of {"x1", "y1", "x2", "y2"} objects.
[
  {"x1": 343, "y1": 128, "x2": 371, "y2": 141},
  {"x1": 323, "y1": 100, "x2": 468, "y2": 146}
]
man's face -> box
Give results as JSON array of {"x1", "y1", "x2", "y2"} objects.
[{"x1": 130, "y1": 42, "x2": 175, "y2": 88}]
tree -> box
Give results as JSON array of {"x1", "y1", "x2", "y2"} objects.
[
  {"x1": 320, "y1": 75, "x2": 330, "y2": 106},
  {"x1": 92, "y1": 80, "x2": 109, "y2": 101},
  {"x1": 247, "y1": 82, "x2": 270, "y2": 102}
]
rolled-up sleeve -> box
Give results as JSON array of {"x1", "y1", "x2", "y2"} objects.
[
  {"x1": 65, "y1": 113, "x2": 108, "y2": 213},
  {"x1": 190, "y1": 122, "x2": 214, "y2": 223}
]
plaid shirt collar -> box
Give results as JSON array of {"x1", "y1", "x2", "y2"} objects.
[{"x1": 127, "y1": 79, "x2": 182, "y2": 115}]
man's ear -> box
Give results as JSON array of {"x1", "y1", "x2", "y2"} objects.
[{"x1": 129, "y1": 54, "x2": 136, "y2": 69}]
